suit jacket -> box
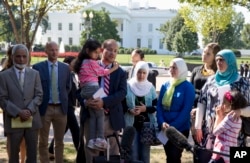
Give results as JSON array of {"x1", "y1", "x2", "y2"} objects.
[
  {"x1": 102, "y1": 66, "x2": 127, "y2": 131},
  {"x1": 0, "y1": 67, "x2": 43, "y2": 133},
  {"x1": 32, "y1": 60, "x2": 71, "y2": 116}
]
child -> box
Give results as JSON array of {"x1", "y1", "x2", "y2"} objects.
[
  {"x1": 74, "y1": 39, "x2": 119, "y2": 150},
  {"x1": 209, "y1": 90, "x2": 248, "y2": 163}
]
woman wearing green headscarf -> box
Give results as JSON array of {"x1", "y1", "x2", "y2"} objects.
[
  {"x1": 156, "y1": 58, "x2": 195, "y2": 163},
  {"x1": 194, "y1": 49, "x2": 250, "y2": 163}
]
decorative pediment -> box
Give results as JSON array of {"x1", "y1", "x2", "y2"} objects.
[{"x1": 84, "y1": 2, "x2": 128, "y2": 14}]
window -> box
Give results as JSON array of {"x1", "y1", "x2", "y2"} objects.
[
  {"x1": 69, "y1": 37, "x2": 73, "y2": 45},
  {"x1": 137, "y1": 23, "x2": 141, "y2": 32},
  {"x1": 48, "y1": 23, "x2": 51, "y2": 30},
  {"x1": 58, "y1": 23, "x2": 62, "y2": 30},
  {"x1": 137, "y1": 38, "x2": 141, "y2": 48},
  {"x1": 159, "y1": 38, "x2": 164, "y2": 49},
  {"x1": 69, "y1": 23, "x2": 73, "y2": 31},
  {"x1": 148, "y1": 24, "x2": 153, "y2": 32},
  {"x1": 148, "y1": 38, "x2": 152, "y2": 49},
  {"x1": 120, "y1": 38, "x2": 123, "y2": 47},
  {"x1": 121, "y1": 23, "x2": 123, "y2": 31},
  {"x1": 58, "y1": 37, "x2": 62, "y2": 45},
  {"x1": 48, "y1": 37, "x2": 51, "y2": 42}
]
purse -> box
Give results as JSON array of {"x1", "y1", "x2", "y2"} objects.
[{"x1": 140, "y1": 122, "x2": 161, "y2": 146}]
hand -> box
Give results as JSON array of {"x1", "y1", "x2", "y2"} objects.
[
  {"x1": 135, "y1": 102, "x2": 146, "y2": 113},
  {"x1": 190, "y1": 108, "x2": 197, "y2": 119},
  {"x1": 85, "y1": 98, "x2": 104, "y2": 110},
  {"x1": 229, "y1": 109, "x2": 241, "y2": 121},
  {"x1": 195, "y1": 129, "x2": 203, "y2": 143},
  {"x1": 113, "y1": 61, "x2": 119, "y2": 70},
  {"x1": 161, "y1": 122, "x2": 169, "y2": 130},
  {"x1": 129, "y1": 109, "x2": 140, "y2": 116},
  {"x1": 215, "y1": 105, "x2": 224, "y2": 118},
  {"x1": 18, "y1": 109, "x2": 31, "y2": 121}
]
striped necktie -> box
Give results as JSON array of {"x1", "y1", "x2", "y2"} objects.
[
  {"x1": 104, "y1": 66, "x2": 110, "y2": 95},
  {"x1": 51, "y1": 64, "x2": 58, "y2": 103}
]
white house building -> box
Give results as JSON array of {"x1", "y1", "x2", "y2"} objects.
[{"x1": 40, "y1": 1, "x2": 177, "y2": 54}]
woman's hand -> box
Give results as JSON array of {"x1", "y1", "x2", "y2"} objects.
[
  {"x1": 129, "y1": 109, "x2": 140, "y2": 116},
  {"x1": 135, "y1": 102, "x2": 146, "y2": 114},
  {"x1": 161, "y1": 122, "x2": 169, "y2": 130},
  {"x1": 195, "y1": 129, "x2": 203, "y2": 143}
]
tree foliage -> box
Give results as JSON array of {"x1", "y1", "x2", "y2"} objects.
[
  {"x1": 2, "y1": 0, "x2": 89, "y2": 51},
  {"x1": 178, "y1": 0, "x2": 250, "y2": 8},
  {"x1": 159, "y1": 13, "x2": 198, "y2": 56},
  {"x1": 241, "y1": 23, "x2": 250, "y2": 48},
  {"x1": 217, "y1": 12, "x2": 245, "y2": 49},
  {"x1": 179, "y1": 4, "x2": 234, "y2": 43},
  {"x1": 173, "y1": 26, "x2": 198, "y2": 55},
  {"x1": 80, "y1": 8, "x2": 120, "y2": 45}
]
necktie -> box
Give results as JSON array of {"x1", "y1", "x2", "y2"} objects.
[
  {"x1": 104, "y1": 66, "x2": 110, "y2": 95},
  {"x1": 51, "y1": 64, "x2": 58, "y2": 103},
  {"x1": 19, "y1": 71, "x2": 24, "y2": 91}
]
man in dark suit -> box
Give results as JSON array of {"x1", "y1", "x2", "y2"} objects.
[
  {"x1": 32, "y1": 41, "x2": 71, "y2": 163},
  {"x1": 128, "y1": 49, "x2": 158, "y2": 87},
  {"x1": 83, "y1": 39, "x2": 127, "y2": 163},
  {"x1": 0, "y1": 44, "x2": 43, "y2": 163}
]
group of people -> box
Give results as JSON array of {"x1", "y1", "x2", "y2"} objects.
[
  {"x1": 240, "y1": 61, "x2": 250, "y2": 78},
  {"x1": 0, "y1": 39, "x2": 249, "y2": 163}
]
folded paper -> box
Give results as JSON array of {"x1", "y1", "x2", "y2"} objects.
[{"x1": 11, "y1": 116, "x2": 33, "y2": 128}]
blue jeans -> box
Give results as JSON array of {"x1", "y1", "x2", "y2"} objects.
[{"x1": 131, "y1": 130, "x2": 150, "y2": 163}]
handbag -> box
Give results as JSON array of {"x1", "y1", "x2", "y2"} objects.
[{"x1": 140, "y1": 122, "x2": 161, "y2": 146}]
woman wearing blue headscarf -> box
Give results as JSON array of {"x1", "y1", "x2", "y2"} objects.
[{"x1": 194, "y1": 49, "x2": 250, "y2": 163}]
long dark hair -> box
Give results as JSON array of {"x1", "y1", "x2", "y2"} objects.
[{"x1": 74, "y1": 39, "x2": 101, "y2": 74}]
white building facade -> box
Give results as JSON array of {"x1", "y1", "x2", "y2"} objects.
[{"x1": 41, "y1": 2, "x2": 177, "y2": 54}]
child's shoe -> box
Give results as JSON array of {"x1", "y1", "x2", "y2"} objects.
[{"x1": 87, "y1": 139, "x2": 96, "y2": 149}]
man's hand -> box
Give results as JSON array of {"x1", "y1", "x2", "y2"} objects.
[
  {"x1": 18, "y1": 109, "x2": 31, "y2": 121},
  {"x1": 85, "y1": 98, "x2": 104, "y2": 110}
]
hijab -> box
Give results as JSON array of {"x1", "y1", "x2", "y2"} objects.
[
  {"x1": 162, "y1": 58, "x2": 187, "y2": 107},
  {"x1": 215, "y1": 49, "x2": 239, "y2": 86},
  {"x1": 128, "y1": 61, "x2": 152, "y2": 96}
]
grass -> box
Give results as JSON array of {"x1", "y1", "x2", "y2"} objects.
[
  {"x1": 0, "y1": 140, "x2": 193, "y2": 163},
  {"x1": 1, "y1": 53, "x2": 250, "y2": 67}
]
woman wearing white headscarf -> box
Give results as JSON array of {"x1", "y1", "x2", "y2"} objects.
[
  {"x1": 156, "y1": 58, "x2": 195, "y2": 163},
  {"x1": 124, "y1": 61, "x2": 157, "y2": 163}
]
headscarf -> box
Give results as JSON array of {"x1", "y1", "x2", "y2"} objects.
[
  {"x1": 128, "y1": 61, "x2": 152, "y2": 96},
  {"x1": 215, "y1": 49, "x2": 239, "y2": 86},
  {"x1": 162, "y1": 58, "x2": 187, "y2": 107}
]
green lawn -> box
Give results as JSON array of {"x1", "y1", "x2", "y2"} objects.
[{"x1": 1, "y1": 54, "x2": 250, "y2": 68}]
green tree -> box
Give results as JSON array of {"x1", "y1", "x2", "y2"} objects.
[
  {"x1": 2, "y1": 0, "x2": 88, "y2": 51},
  {"x1": 159, "y1": 13, "x2": 185, "y2": 51},
  {"x1": 179, "y1": 4, "x2": 234, "y2": 43},
  {"x1": 173, "y1": 26, "x2": 198, "y2": 56},
  {"x1": 178, "y1": 0, "x2": 250, "y2": 7},
  {"x1": 159, "y1": 13, "x2": 198, "y2": 56},
  {"x1": 80, "y1": 8, "x2": 120, "y2": 44},
  {"x1": 241, "y1": 23, "x2": 250, "y2": 48},
  {"x1": 217, "y1": 12, "x2": 245, "y2": 49}
]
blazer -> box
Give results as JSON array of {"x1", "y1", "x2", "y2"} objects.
[
  {"x1": 0, "y1": 67, "x2": 43, "y2": 133},
  {"x1": 32, "y1": 60, "x2": 71, "y2": 116},
  {"x1": 102, "y1": 66, "x2": 127, "y2": 131}
]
